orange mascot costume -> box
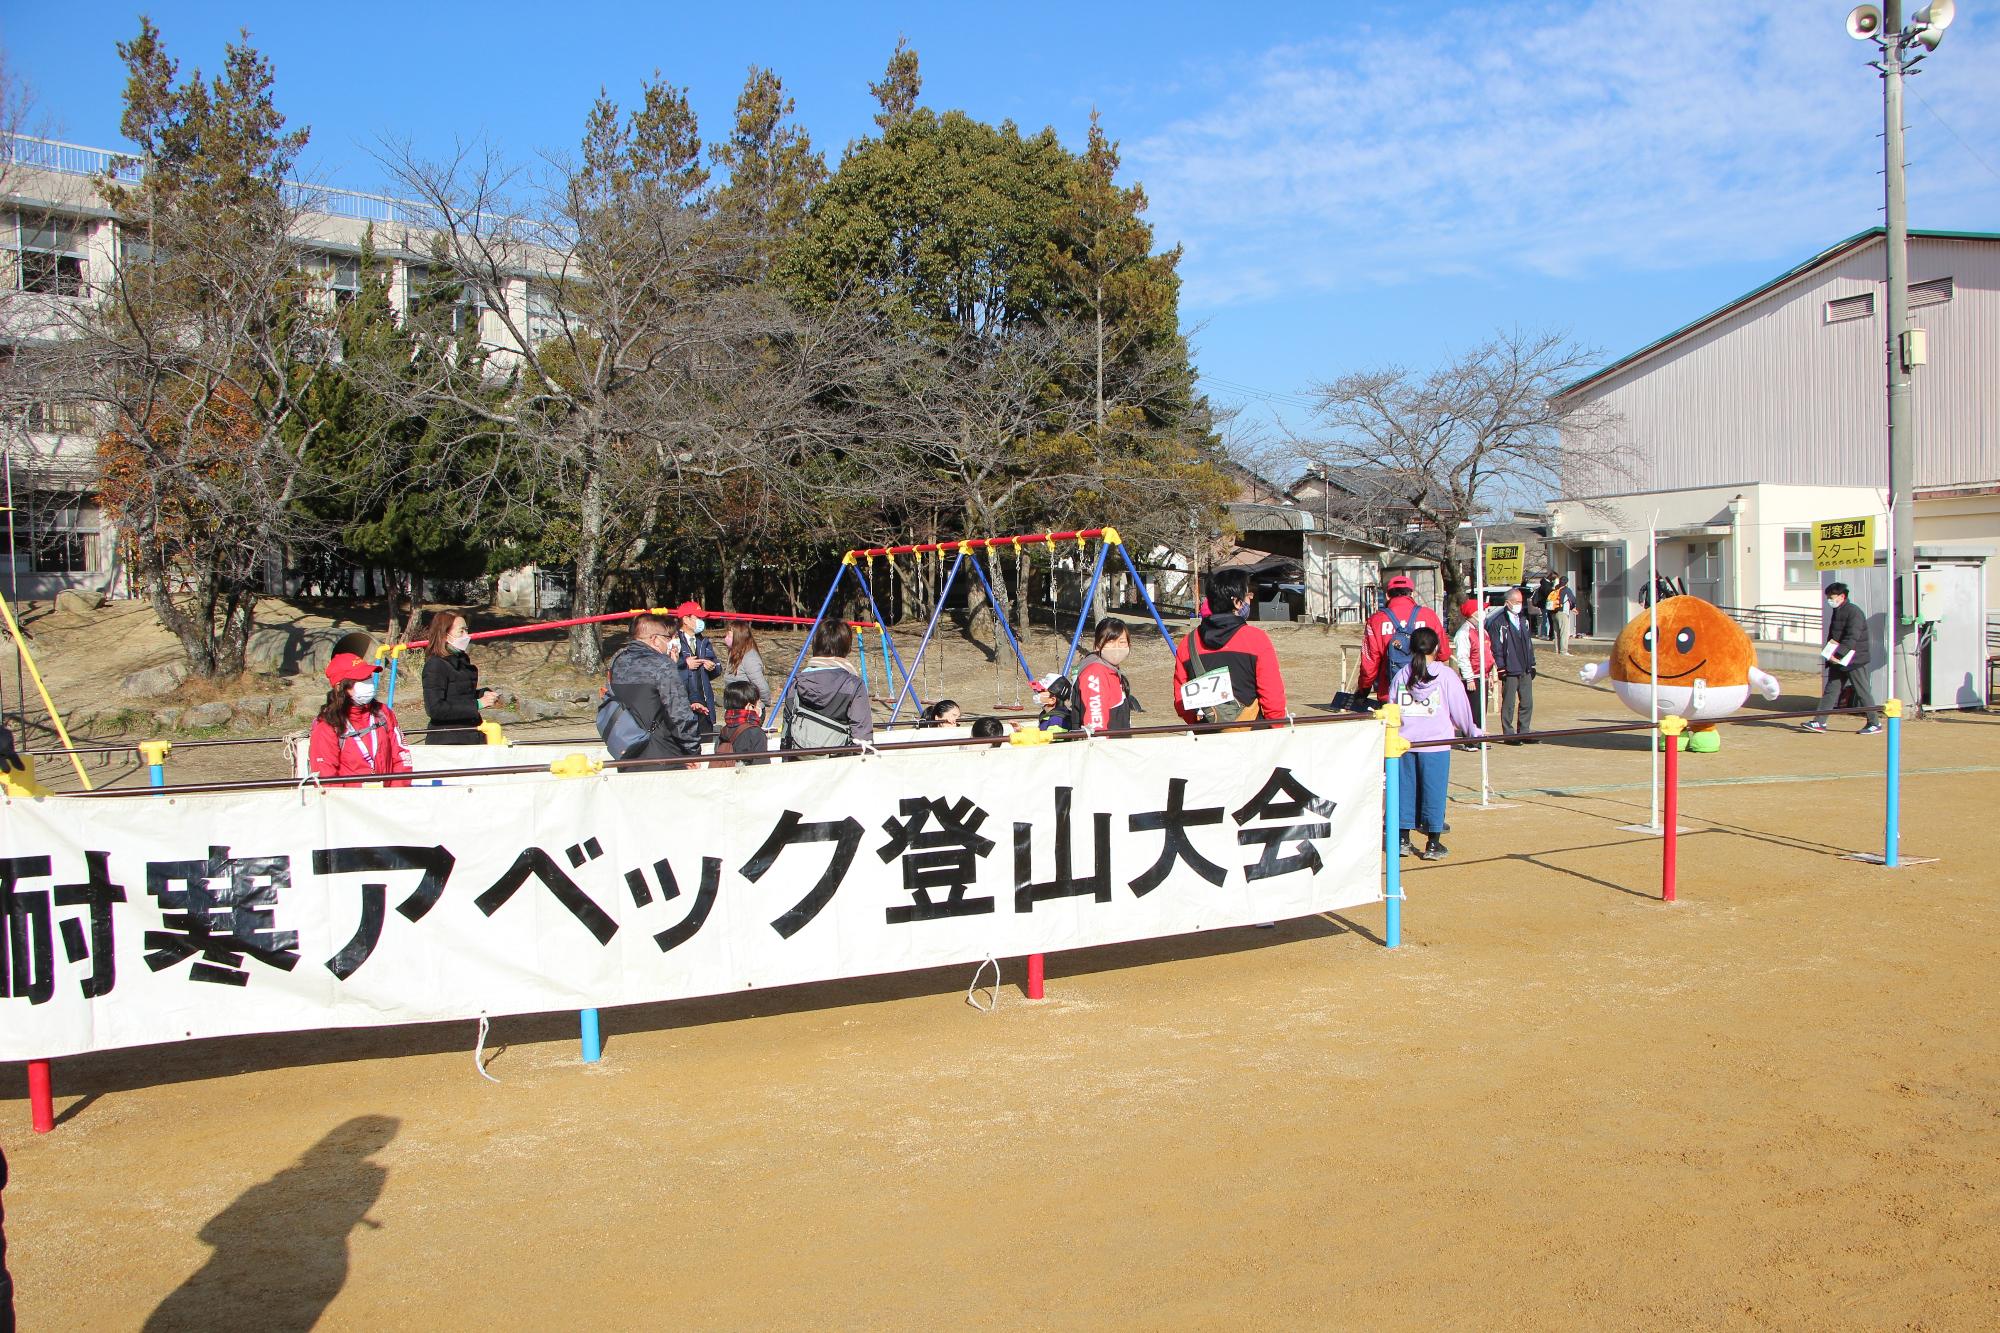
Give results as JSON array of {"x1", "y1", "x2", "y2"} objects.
[{"x1": 1578, "y1": 596, "x2": 1780, "y2": 752}]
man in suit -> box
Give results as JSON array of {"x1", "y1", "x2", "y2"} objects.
[
  {"x1": 1804, "y1": 582, "x2": 1883, "y2": 733},
  {"x1": 1485, "y1": 586, "x2": 1539, "y2": 742}
]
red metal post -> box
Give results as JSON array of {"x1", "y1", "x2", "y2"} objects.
[
  {"x1": 28, "y1": 1058, "x2": 53, "y2": 1133},
  {"x1": 1662, "y1": 725, "x2": 1680, "y2": 903},
  {"x1": 1026, "y1": 953, "x2": 1045, "y2": 1000}
]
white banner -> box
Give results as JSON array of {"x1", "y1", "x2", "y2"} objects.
[{"x1": 1, "y1": 722, "x2": 1383, "y2": 1060}]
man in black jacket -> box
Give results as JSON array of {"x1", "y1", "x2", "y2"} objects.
[
  {"x1": 1805, "y1": 582, "x2": 1883, "y2": 733},
  {"x1": 607, "y1": 615, "x2": 702, "y2": 761},
  {"x1": 1485, "y1": 587, "x2": 1538, "y2": 741}
]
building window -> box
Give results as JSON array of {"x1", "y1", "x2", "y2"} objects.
[
  {"x1": 403, "y1": 263, "x2": 486, "y2": 335},
  {"x1": 8, "y1": 213, "x2": 89, "y2": 296},
  {"x1": 1784, "y1": 528, "x2": 1816, "y2": 589},
  {"x1": 1910, "y1": 276, "x2": 1953, "y2": 308},
  {"x1": 1688, "y1": 540, "x2": 1721, "y2": 584},
  {"x1": 525, "y1": 281, "x2": 567, "y2": 346},
  {"x1": 7, "y1": 497, "x2": 101, "y2": 574},
  {"x1": 25, "y1": 401, "x2": 92, "y2": 435},
  {"x1": 1825, "y1": 292, "x2": 1874, "y2": 323}
]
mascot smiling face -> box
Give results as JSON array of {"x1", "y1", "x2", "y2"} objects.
[{"x1": 1580, "y1": 597, "x2": 1781, "y2": 748}]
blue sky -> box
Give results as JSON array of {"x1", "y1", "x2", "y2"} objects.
[{"x1": 7, "y1": 2, "x2": 1998, "y2": 469}]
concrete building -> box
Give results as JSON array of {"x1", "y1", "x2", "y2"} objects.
[
  {"x1": 1548, "y1": 229, "x2": 1999, "y2": 644},
  {"x1": 1, "y1": 134, "x2": 557, "y2": 600}
]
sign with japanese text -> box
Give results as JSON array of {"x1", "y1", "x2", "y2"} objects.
[
  {"x1": 1, "y1": 722, "x2": 1384, "y2": 1060},
  {"x1": 1812, "y1": 516, "x2": 1876, "y2": 571},
  {"x1": 1483, "y1": 544, "x2": 1525, "y2": 588}
]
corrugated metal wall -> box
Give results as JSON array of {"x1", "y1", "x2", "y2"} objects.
[{"x1": 1570, "y1": 236, "x2": 2000, "y2": 492}]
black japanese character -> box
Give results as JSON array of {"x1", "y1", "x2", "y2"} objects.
[
  {"x1": 474, "y1": 846, "x2": 618, "y2": 945},
  {"x1": 1014, "y1": 787, "x2": 1113, "y2": 912},
  {"x1": 1, "y1": 855, "x2": 54, "y2": 1004},
  {"x1": 625, "y1": 856, "x2": 724, "y2": 951},
  {"x1": 1127, "y1": 778, "x2": 1229, "y2": 896},
  {"x1": 144, "y1": 847, "x2": 301, "y2": 986},
  {"x1": 740, "y1": 810, "x2": 863, "y2": 938},
  {"x1": 54, "y1": 850, "x2": 126, "y2": 998},
  {"x1": 877, "y1": 796, "x2": 996, "y2": 922},
  {"x1": 1231, "y1": 767, "x2": 1336, "y2": 881},
  {"x1": 313, "y1": 845, "x2": 455, "y2": 980}
]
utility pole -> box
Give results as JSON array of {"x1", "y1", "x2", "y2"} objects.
[{"x1": 1880, "y1": 0, "x2": 1917, "y2": 711}]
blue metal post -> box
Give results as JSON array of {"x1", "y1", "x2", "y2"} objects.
[
  {"x1": 580, "y1": 1007, "x2": 601, "y2": 1063},
  {"x1": 770, "y1": 560, "x2": 851, "y2": 723},
  {"x1": 149, "y1": 761, "x2": 165, "y2": 788},
  {"x1": 1884, "y1": 699, "x2": 1902, "y2": 868},
  {"x1": 965, "y1": 551, "x2": 1037, "y2": 683},
  {"x1": 887, "y1": 549, "x2": 965, "y2": 725},
  {"x1": 856, "y1": 627, "x2": 872, "y2": 697},
  {"x1": 1059, "y1": 541, "x2": 1111, "y2": 679},
  {"x1": 384, "y1": 650, "x2": 401, "y2": 709},
  {"x1": 140, "y1": 740, "x2": 170, "y2": 790},
  {"x1": 1384, "y1": 749, "x2": 1402, "y2": 949},
  {"x1": 1115, "y1": 541, "x2": 1179, "y2": 656},
  {"x1": 880, "y1": 626, "x2": 899, "y2": 697}
]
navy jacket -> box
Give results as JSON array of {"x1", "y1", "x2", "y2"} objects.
[{"x1": 1485, "y1": 608, "x2": 1539, "y2": 677}]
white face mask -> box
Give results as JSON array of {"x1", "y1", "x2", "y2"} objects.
[
  {"x1": 1100, "y1": 640, "x2": 1131, "y2": 666},
  {"x1": 1506, "y1": 601, "x2": 1523, "y2": 616},
  {"x1": 349, "y1": 679, "x2": 378, "y2": 705},
  {"x1": 686, "y1": 617, "x2": 704, "y2": 635},
  {"x1": 447, "y1": 632, "x2": 471, "y2": 653}
]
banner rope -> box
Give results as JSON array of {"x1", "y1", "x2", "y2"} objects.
[
  {"x1": 474, "y1": 1016, "x2": 502, "y2": 1083},
  {"x1": 965, "y1": 954, "x2": 1001, "y2": 1013}
]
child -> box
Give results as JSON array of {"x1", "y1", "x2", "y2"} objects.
[
  {"x1": 713, "y1": 680, "x2": 771, "y2": 767},
  {"x1": 922, "y1": 699, "x2": 962, "y2": 727},
  {"x1": 970, "y1": 716, "x2": 1007, "y2": 740},
  {"x1": 1386, "y1": 626, "x2": 1481, "y2": 860},
  {"x1": 1030, "y1": 672, "x2": 1073, "y2": 731}
]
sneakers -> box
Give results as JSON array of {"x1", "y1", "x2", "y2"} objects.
[
  {"x1": 1420, "y1": 837, "x2": 1448, "y2": 861},
  {"x1": 1801, "y1": 721, "x2": 1829, "y2": 732},
  {"x1": 1398, "y1": 833, "x2": 1416, "y2": 857},
  {"x1": 1859, "y1": 724, "x2": 1883, "y2": 734}
]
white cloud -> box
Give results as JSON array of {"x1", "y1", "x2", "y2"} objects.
[{"x1": 1131, "y1": 2, "x2": 2000, "y2": 308}]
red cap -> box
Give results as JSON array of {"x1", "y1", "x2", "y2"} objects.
[
  {"x1": 670, "y1": 601, "x2": 703, "y2": 619},
  {"x1": 1460, "y1": 599, "x2": 1479, "y2": 617},
  {"x1": 325, "y1": 652, "x2": 381, "y2": 684},
  {"x1": 1386, "y1": 574, "x2": 1415, "y2": 593}
]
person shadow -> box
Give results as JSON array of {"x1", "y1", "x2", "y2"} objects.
[{"x1": 145, "y1": 1115, "x2": 397, "y2": 1332}]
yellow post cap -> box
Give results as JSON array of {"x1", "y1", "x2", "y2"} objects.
[
  {"x1": 1883, "y1": 698, "x2": 1903, "y2": 718},
  {"x1": 478, "y1": 720, "x2": 507, "y2": 746},
  {"x1": 1384, "y1": 732, "x2": 1412, "y2": 759},
  {"x1": 1659, "y1": 715, "x2": 1688, "y2": 736},
  {"x1": 549, "y1": 753, "x2": 603, "y2": 779},
  {"x1": 138, "y1": 739, "x2": 172, "y2": 764},
  {"x1": 1380, "y1": 703, "x2": 1402, "y2": 728},
  {"x1": 1101, "y1": 526, "x2": 1121, "y2": 545}
]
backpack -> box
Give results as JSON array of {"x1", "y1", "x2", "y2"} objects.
[
  {"x1": 782, "y1": 671, "x2": 862, "y2": 751},
  {"x1": 1180, "y1": 633, "x2": 1253, "y2": 725},
  {"x1": 1382, "y1": 602, "x2": 1420, "y2": 681},
  {"x1": 595, "y1": 691, "x2": 652, "y2": 761}
]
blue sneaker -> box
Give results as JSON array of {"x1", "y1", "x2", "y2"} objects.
[{"x1": 1859, "y1": 724, "x2": 1883, "y2": 735}]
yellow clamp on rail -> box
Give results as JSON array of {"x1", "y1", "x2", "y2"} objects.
[
  {"x1": 549, "y1": 753, "x2": 603, "y2": 779},
  {"x1": 1883, "y1": 698, "x2": 1903, "y2": 719},
  {"x1": 959, "y1": 540, "x2": 975, "y2": 554},
  {"x1": 1659, "y1": 715, "x2": 1688, "y2": 737},
  {"x1": 1101, "y1": 526, "x2": 1121, "y2": 546},
  {"x1": 1, "y1": 757, "x2": 50, "y2": 798},
  {"x1": 478, "y1": 720, "x2": 508, "y2": 746},
  {"x1": 138, "y1": 740, "x2": 173, "y2": 766},
  {"x1": 842, "y1": 551, "x2": 858, "y2": 566},
  {"x1": 374, "y1": 643, "x2": 412, "y2": 661},
  {"x1": 1008, "y1": 725, "x2": 1053, "y2": 747},
  {"x1": 1380, "y1": 703, "x2": 1411, "y2": 759}
]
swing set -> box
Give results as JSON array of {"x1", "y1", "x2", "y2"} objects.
[{"x1": 772, "y1": 525, "x2": 1180, "y2": 728}]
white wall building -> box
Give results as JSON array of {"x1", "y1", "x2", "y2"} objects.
[{"x1": 1549, "y1": 229, "x2": 1999, "y2": 638}]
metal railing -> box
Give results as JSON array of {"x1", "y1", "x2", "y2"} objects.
[{"x1": 1712, "y1": 602, "x2": 1824, "y2": 645}]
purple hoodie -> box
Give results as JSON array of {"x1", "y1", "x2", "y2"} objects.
[{"x1": 1387, "y1": 663, "x2": 1482, "y2": 744}]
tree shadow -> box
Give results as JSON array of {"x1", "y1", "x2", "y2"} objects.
[{"x1": 145, "y1": 1114, "x2": 397, "y2": 1333}]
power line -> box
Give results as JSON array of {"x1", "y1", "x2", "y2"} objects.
[{"x1": 1907, "y1": 84, "x2": 2000, "y2": 185}]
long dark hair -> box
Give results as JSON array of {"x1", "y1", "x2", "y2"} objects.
[
  {"x1": 1092, "y1": 616, "x2": 1130, "y2": 651},
  {"x1": 727, "y1": 623, "x2": 761, "y2": 670},
  {"x1": 1408, "y1": 626, "x2": 1441, "y2": 683},
  {"x1": 318, "y1": 682, "x2": 370, "y2": 730}
]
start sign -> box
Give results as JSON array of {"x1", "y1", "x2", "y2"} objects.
[
  {"x1": 1484, "y1": 543, "x2": 1525, "y2": 587},
  {"x1": 1812, "y1": 517, "x2": 1875, "y2": 571}
]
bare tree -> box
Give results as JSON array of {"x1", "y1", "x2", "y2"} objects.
[{"x1": 1293, "y1": 329, "x2": 1625, "y2": 605}]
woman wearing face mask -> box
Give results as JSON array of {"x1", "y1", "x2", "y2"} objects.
[
  {"x1": 309, "y1": 653, "x2": 414, "y2": 784},
  {"x1": 421, "y1": 611, "x2": 498, "y2": 745},
  {"x1": 720, "y1": 622, "x2": 771, "y2": 710},
  {"x1": 1073, "y1": 616, "x2": 1142, "y2": 733}
]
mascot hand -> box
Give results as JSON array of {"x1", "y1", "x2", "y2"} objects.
[
  {"x1": 1749, "y1": 667, "x2": 1782, "y2": 701},
  {"x1": 1579, "y1": 661, "x2": 1608, "y2": 686}
]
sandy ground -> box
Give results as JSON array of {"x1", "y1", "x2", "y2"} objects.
[{"x1": 4, "y1": 607, "x2": 1999, "y2": 1329}]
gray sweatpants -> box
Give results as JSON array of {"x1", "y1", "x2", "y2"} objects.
[{"x1": 1815, "y1": 666, "x2": 1881, "y2": 727}]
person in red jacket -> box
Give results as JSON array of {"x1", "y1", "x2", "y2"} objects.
[
  {"x1": 1172, "y1": 570, "x2": 1288, "y2": 724},
  {"x1": 309, "y1": 652, "x2": 414, "y2": 786},
  {"x1": 1354, "y1": 573, "x2": 1450, "y2": 702},
  {"x1": 1074, "y1": 616, "x2": 1140, "y2": 732}
]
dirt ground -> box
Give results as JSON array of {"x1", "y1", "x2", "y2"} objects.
[{"x1": 4, "y1": 605, "x2": 2000, "y2": 1329}]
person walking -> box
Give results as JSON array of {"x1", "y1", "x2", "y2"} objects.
[
  {"x1": 1804, "y1": 581, "x2": 1883, "y2": 733},
  {"x1": 720, "y1": 622, "x2": 772, "y2": 709},
  {"x1": 606, "y1": 615, "x2": 702, "y2": 762},
  {"x1": 309, "y1": 653, "x2": 415, "y2": 784},
  {"x1": 1173, "y1": 569, "x2": 1288, "y2": 724},
  {"x1": 1388, "y1": 626, "x2": 1483, "y2": 860},
  {"x1": 419, "y1": 611, "x2": 498, "y2": 745},
  {"x1": 1353, "y1": 573, "x2": 1449, "y2": 703},
  {"x1": 1548, "y1": 575, "x2": 1577, "y2": 656},
  {"x1": 1485, "y1": 587, "x2": 1539, "y2": 742},
  {"x1": 1451, "y1": 597, "x2": 1498, "y2": 723}
]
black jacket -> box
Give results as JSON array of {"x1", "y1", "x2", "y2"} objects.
[
  {"x1": 423, "y1": 651, "x2": 484, "y2": 742},
  {"x1": 1826, "y1": 600, "x2": 1870, "y2": 668},
  {"x1": 1485, "y1": 608, "x2": 1538, "y2": 677}
]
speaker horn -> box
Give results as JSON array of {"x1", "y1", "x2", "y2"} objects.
[{"x1": 1846, "y1": 3, "x2": 1883, "y2": 39}]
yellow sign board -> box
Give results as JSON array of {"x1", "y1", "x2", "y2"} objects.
[
  {"x1": 1483, "y1": 543, "x2": 1525, "y2": 587},
  {"x1": 1812, "y1": 516, "x2": 1875, "y2": 571}
]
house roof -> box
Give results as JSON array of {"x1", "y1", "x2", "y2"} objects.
[{"x1": 1557, "y1": 227, "x2": 2000, "y2": 400}]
